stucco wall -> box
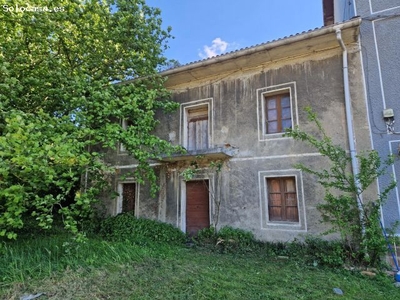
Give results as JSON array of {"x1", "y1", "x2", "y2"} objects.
[
  {"x1": 355, "y1": 1, "x2": 400, "y2": 233},
  {"x1": 146, "y1": 49, "x2": 372, "y2": 241},
  {"x1": 101, "y1": 21, "x2": 378, "y2": 241}
]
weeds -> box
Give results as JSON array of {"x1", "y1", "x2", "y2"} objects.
[
  {"x1": 1, "y1": 223, "x2": 400, "y2": 299},
  {"x1": 194, "y1": 227, "x2": 349, "y2": 267},
  {"x1": 1, "y1": 235, "x2": 399, "y2": 300},
  {"x1": 98, "y1": 213, "x2": 186, "y2": 245}
]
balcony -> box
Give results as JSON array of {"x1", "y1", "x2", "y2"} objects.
[{"x1": 159, "y1": 146, "x2": 237, "y2": 162}]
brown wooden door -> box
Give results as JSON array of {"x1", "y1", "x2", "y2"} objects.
[
  {"x1": 122, "y1": 183, "x2": 135, "y2": 213},
  {"x1": 186, "y1": 180, "x2": 210, "y2": 235}
]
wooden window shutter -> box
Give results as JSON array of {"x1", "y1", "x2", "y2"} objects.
[
  {"x1": 267, "y1": 177, "x2": 299, "y2": 222},
  {"x1": 187, "y1": 106, "x2": 209, "y2": 150}
]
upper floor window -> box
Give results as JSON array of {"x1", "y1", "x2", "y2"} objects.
[
  {"x1": 119, "y1": 119, "x2": 133, "y2": 153},
  {"x1": 180, "y1": 98, "x2": 213, "y2": 151},
  {"x1": 265, "y1": 93, "x2": 292, "y2": 134},
  {"x1": 257, "y1": 82, "x2": 297, "y2": 141},
  {"x1": 186, "y1": 106, "x2": 209, "y2": 151}
]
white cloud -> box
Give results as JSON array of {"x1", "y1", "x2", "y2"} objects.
[{"x1": 199, "y1": 38, "x2": 229, "y2": 59}]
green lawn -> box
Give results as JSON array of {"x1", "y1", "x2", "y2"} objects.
[{"x1": 1, "y1": 235, "x2": 399, "y2": 299}]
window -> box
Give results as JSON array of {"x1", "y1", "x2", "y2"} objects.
[
  {"x1": 267, "y1": 177, "x2": 299, "y2": 222},
  {"x1": 265, "y1": 93, "x2": 292, "y2": 134},
  {"x1": 180, "y1": 99, "x2": 213, "y2": 150},
  {"x1": 186, "y1": 106, "x2": 209, "y2": 150},
  {"x1": 257, "y1": 83, "x2": 297, "y2": 141},
  {"x1": 259, "y1": 169, "x2": 305, "y2": 230},
  {"x1": 119, "y1": 119, "x2": 133, "y2": 153}
]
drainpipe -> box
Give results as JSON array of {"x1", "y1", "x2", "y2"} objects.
[{"x1": 335, "y1": 28, "x2": 365, "y2": 229}]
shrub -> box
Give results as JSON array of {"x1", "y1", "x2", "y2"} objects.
[
  {"x1": 99, "y1": 213, "x2": 186, "y2": 245},
  {"x1": 12, "y1": 214, "x2": 66, "y2": 239},
  {"x1": 302, "y1": 236, "x2": 346, "y2": 267},
  {"x1": 217, "y1": 226, "x2": 254, "y2": 244},
  {"x1": 274, "y1": 237, "x2": 346, "y2": 267},
  {"x1": 195, "y1": 226, "x2": 217, "y2": 245},
  {"x1": 216, "y1": 227, "x2": 256, "y2": 253},
  {"x1": 253, "y1": 237, "x2": 347, "y2": 268},
  {"x1": 79, "y1": 213, "x2": 104, "y2": 236},
  {"x1": 285, "y1": 107, "x2": 396, "y2": 266},
  {"x1": 193, "y1": 226, "x2": 257, "y2": 253}
]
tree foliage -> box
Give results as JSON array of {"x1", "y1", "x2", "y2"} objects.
[
  {"x1": 285, "y1": 107, "x2": 396, "y2": 266},
  {"x1": 0, "y1": 0, "x2": 178, "y2": 239}
]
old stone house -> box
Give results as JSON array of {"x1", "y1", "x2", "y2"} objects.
[{"x1": 102, "y1": 17, "x2": 374, "y2": 241}]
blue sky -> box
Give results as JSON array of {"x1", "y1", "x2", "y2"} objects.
[{"x1": 147, "y1": 0, "x2": 324, "y2": 65}]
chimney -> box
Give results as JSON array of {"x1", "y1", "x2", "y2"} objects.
[{"x1": 323, "y1": 0, "x2": 334, "y2": 26}]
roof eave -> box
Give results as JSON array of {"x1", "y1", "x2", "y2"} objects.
[{"x1": 161, "y1": 18, "x2": 361, "y2": 86}]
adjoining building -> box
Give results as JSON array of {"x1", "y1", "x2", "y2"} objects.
[{"x1": 324, "y1": 0, "x2": 400, "y2": 235}]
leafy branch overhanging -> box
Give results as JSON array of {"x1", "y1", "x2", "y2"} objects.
[{"x1": 284, "y1": 107, "x2": 396, "y2": 265}]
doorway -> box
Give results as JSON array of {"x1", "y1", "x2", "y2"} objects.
[
  {"x1": 118, "y1": 182, "x2": 136, "y2": 214},
  {"x1": 185, "y1": 180, "x2": 210, "y2": 235}
]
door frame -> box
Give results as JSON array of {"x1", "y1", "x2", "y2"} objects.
[
  {"x1": 116, "y1": 180, "x2": 140, "y2": 216},
  {"x1": 180, "y1": 174, "x2": 215, "y2": 233}
]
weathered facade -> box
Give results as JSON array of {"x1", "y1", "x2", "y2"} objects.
[
  {"x1": 327, "y1": 0, "x2": 400, "y2": 235},
  {"x1": 355, "y1": 0, "x2": 400, "y2": 235},
  {"x1": 103, "y1": 18, "x2": 374, "y2": 241}
]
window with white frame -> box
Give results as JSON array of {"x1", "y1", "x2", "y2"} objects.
[
  {"x1": 187, "y1": 106, "x2": 209, "y2": 150},
  {"x1": 266, "y1": 176, "x2": 299, "y2": 222},
  {"x1": 265, "y1": 93, "x2": 292, "y2": 134},
  {"x1": 180, "y1": 99, "x2": 212, "y2": 151},
  {"x1": 257, "y1": 82, "x2": 297, "y2": 140},
  {"x1": 259, "y1": 169, "x2": 306, "y2": 231},
  {"x1": 119, "y1": 118, "x2": 133, "y2": 153}
]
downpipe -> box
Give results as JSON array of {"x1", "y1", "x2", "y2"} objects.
[{"x1": 335, "y1": 28, "x2": 366, "y2": 237}]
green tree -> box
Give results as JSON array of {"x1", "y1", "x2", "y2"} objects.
[
  {"x1": 285, "y1": 107, "x2": 396, "y2": 266},
  {"x1": 0, "y1": 0, "x2": 178, "y2": 239}
]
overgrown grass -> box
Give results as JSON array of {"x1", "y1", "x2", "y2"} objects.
[
  {"x1": 1, "y1": 234, "x2": 400, "y2": 299},
  {"x1": 1, "y1": 217, "x2": 399, "y2": 299},
  {"x1": 0, "y1": 234, "x2": 175, "y2": 283}
]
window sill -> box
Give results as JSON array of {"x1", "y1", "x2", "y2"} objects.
[
  {"x1": 263, "y1": 220, "x2": 305, "y2": 231},
  {"x1": 261, "y1": 132, "x2": 291, "y2": 140},
  {"x1": 266, "y1": 221, "x2": 301, "y2": 226}
]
